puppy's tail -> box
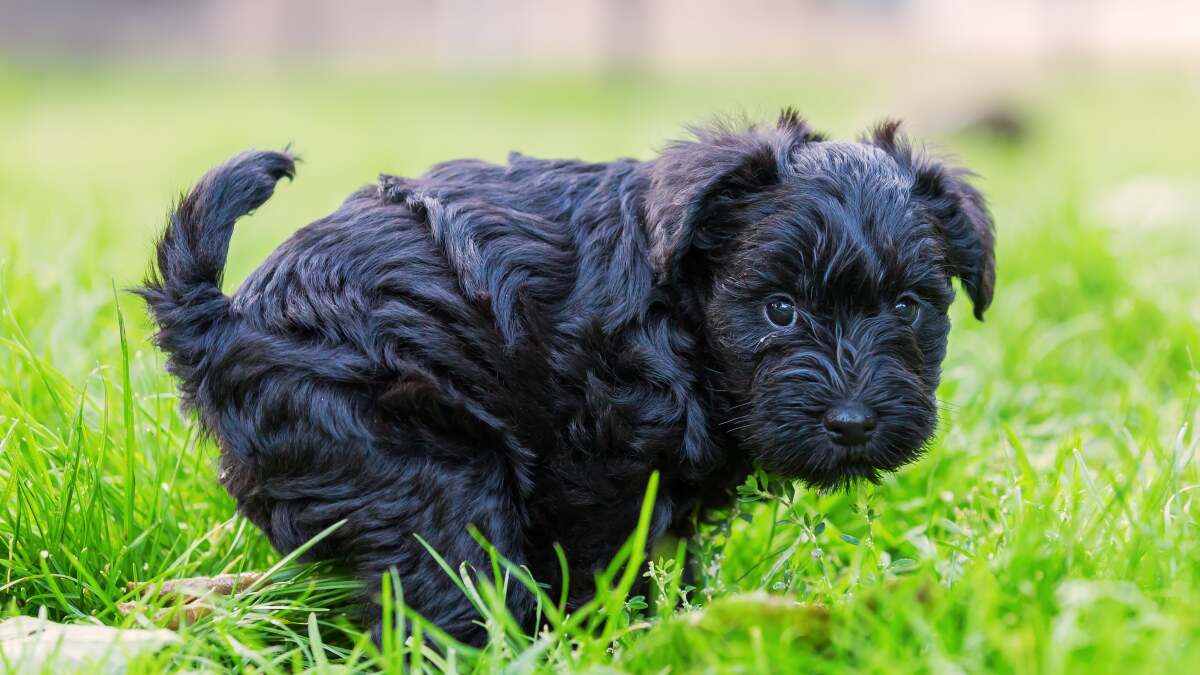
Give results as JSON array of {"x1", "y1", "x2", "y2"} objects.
[{"x1": 138, "y1": 150, "x2": 295, "y2": 406}]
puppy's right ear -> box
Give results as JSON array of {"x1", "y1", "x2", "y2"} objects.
[{"x1": 645, "y1": 111, "x2": 822, "y2": 283}]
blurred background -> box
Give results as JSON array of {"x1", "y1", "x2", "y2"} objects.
[{"x1": 3, "y1": 0, "x2": 1200, "y2": 70}]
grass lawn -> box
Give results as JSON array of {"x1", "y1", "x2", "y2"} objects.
[{"x1": 1, "y1": 63, "x2": 1198, "y2": 673}]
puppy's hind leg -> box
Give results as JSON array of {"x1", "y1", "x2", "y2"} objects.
[
  {"x1": 343, "y1": 455, "x2": 538, "y2": 648},
  {"x1": 206, "y1": 345, "x2": 535, "y2": 647}
]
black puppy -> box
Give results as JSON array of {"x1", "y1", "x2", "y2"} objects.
[{"x1": 140, "y1": 111, "x2": 994, "y2": 644}]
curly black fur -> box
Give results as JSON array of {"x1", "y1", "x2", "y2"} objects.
[{"x1": 138, "y1": 111, "x2": 995, "y2": 644}]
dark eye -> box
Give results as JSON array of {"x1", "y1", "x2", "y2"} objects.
[
  {"x1": 764, "y1": 298, "x2": 797, "y2": 328},
  {"x1": 894, "y1": 295, "x2": 921, "y2": 325}
]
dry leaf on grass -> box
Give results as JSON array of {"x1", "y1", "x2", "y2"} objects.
[
  {"x1": 126, "y1": 572, "x2": 264, "y2": 599},
  {"x1": 117, "y1": 572, "x2": 265, "y2": 629},
  {"x1": 0, "y1": 614, "x2": 178, "y2": 673}
]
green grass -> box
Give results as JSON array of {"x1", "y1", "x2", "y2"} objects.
[{"x1": 1, "y1": 63, "x2": 1199, "y2": 673}]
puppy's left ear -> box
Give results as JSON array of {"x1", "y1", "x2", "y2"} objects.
[
  {"x1": 925, "y1": 169, "x2": 996, "y2": 320},
  {"x1": 870, "y1": 122, "x2": 996, "y2": 320},
  {"x1": 646, "y1": 111, "x2": 823, "y2": 283}
]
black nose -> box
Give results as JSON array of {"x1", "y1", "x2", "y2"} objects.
[{"x1": 823, "y1": 402, "x2": 876, "y2": 446}]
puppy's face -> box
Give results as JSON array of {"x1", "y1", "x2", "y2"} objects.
[
  {"x1": 707, "y1": 142, "x2": 955, "y2": 488},
  {"x1": 648, "y1": 115, "x2": 995, "y2": 489}
]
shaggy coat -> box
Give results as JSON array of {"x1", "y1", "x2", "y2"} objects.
[{"x1": 140, "y1": 111, "x2": 995, "y2": 643}]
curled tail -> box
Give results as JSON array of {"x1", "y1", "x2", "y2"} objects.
[{"x1": 138, "y1": 149, "x2": 296, "y2": 408}]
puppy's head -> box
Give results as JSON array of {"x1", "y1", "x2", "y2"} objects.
[{"x1": 647, "y1": 111, "x2": 995, "y2": 489}]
